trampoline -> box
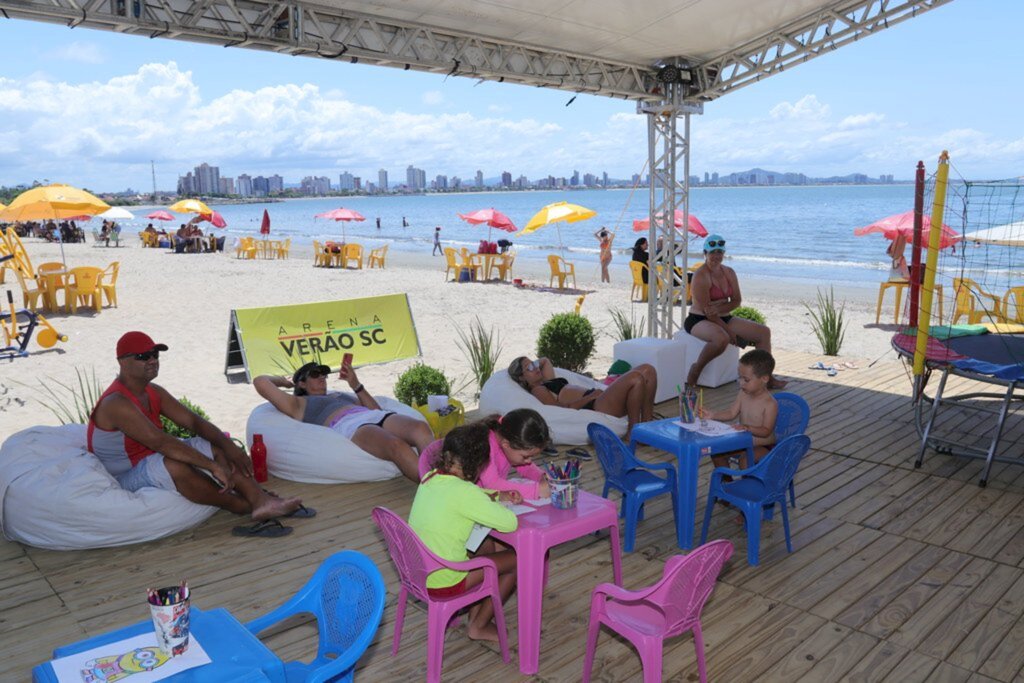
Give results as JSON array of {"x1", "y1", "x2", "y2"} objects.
[{"x1": 893, "y1": 332, "x2": 1024, "y2": 486}]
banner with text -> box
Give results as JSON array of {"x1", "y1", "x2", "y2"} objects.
[{"x1": 229, "y1": 294, "x2": 420, "y2": 380}]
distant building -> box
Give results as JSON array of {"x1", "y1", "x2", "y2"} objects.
[
  {"x1": 219, "y1": 177, "x2": 235, "y2": 195},
  {"x1": 236, "y1": 174, "x2": 253, "y2": 197},
  {"x1": 194, "y1": 163, "x2": 220, "y2": 195},
  {"x1": 300, "y1": 176, "x2": 332, "y2": 196},
  {"x1": 571, "y1": 170, "x2": 580, "y2": 187},
  {"x1": 354, "y1": 177, "x2": 361, "y2": 191},
  {"x1": 602, "y1": 171, "x2": 609, "y2": 187},
  {"x1": 406, "y1": 165, "x2": 426, "y2": 191},
  {"x1": 704, "y1": 172, "x2": 710, "y2": 184},
  {"x1": 176, "y1": 172, "x2": 196, "y2": 196},
  {"x1": 434, "y1": 174, "x2": 448, "y2": 191},
  {"x1": 378, "y1": 169, "x2": 388, "y2": 192},
  {"x1": 252, "y1": 176, "x2": 270, "y2": 197},
  {"x1": 451, "y1": 176, "x2": 462, "y2": 190},
  {"x1": 268, "y1": 175, "x2": 284, "y2": 194},
  {"x1": 501, "y1": 171, "x2": 512, "y2": 188},
  {"x1": 339, "y1": 172, "x2": 355, "y2": 191},
  {"x1": 365, "y1": 181, "x2": 376, "y2": 194},
  {"x1": 515, "y1": 175, "x2": 529, "y2": 190},
  {"x1": 475, "y1": 170, "x2": 484, "y2": 188}
]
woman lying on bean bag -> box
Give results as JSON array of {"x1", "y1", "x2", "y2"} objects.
[{"x1": 253, "y1": 360, "x2": 433, "y2": 482}]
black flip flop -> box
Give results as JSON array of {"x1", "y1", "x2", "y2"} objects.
[
  {"x1": 542, "y1": 446, "x2": 559, "y2": 457},
  {"x1": 285, "y1": 505, "x2": 317, "y2": 519},
  {"x1": 232, "y1": 519, "x2": 293, "y2": 538},
  {"x1": 565, "y1": 447, "x2": 592, "y2": 461}
]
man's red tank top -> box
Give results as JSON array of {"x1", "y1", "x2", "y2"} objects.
[{"x1": 87, "y1": 379, "x2": 163, "y2": 467}]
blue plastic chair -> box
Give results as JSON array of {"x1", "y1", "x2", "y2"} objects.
[
  {"x1": 774, "y1": 392, "x2": 810, "y2": 507},
  {"x1": 247, "y1": 550, "x2": 386, "y2": 682},
  {"x1": 700, "y1": 434, "x2": 811, "y2": 566},
  {"x1": 588, "y1": 422, "x2": 678, "y2": 553}
]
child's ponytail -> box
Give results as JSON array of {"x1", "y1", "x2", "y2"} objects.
[
  {"x1": 490, "y1": 408, "x2": 551, "y2": 451},
  {"x1": 435, "y1": 422, "x2": 492, "y2": 483}
]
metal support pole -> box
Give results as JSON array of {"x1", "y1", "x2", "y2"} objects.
[{"x1": 639, "y1": 84, "x2": 701, "y2": 338}]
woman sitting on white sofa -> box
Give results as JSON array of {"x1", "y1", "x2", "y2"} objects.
[{"x1": 507, "y1": 356, "x2": 657, "y2": 436}]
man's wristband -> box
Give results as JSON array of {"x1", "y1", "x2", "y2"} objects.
[{"x1": 353, "y1": 383, "x2": 365, "y2": 394}]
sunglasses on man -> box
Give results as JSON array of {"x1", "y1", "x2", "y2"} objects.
[
  {"x1": 706, "y1": 240, "x2": 726, "y2": 248},
  {"x1": 122, "y1": 350, "x2": 160, "y2": 361}
]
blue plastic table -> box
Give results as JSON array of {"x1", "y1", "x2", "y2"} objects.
[
  {"x1": 33, "y1": 607, "x2": 285, "y2": 682},
  {"x1": 629, "y1": 418, "x2": 754, "y2": 549}
]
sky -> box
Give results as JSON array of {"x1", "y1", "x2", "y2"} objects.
[{"x1": 0, "y1": 0, "x2": 1022, "y2": 192}]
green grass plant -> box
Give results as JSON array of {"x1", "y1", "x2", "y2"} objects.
[
  {"x1": 609, "y1": 307, "x2": 646, "y2": 342},
  {"x1": 33, "y1": 367, "x2": 103, "y2": 424},
  {"x1": 454, "y1": 316, "x2": 503, "y2": 396},
  {"x1": 805, "y1": 287, "x2": 846, "y2": 356}
]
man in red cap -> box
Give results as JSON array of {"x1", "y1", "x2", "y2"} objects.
[{"x1": 88, "y1": 331, "x2": 303, "y2": 531}]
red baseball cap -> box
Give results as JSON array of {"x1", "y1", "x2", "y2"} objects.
[{"x1": 116, "y1": 331, "x2": 169, "y2": 358}]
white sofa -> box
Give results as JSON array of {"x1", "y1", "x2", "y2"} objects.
[{"x1": 612, "y1": 337, "x2": 687, "y2": 403}]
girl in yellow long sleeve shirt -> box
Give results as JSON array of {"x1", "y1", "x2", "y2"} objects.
[{"x1": 409, "y1": 422, "x2": 519, "y2": 642}]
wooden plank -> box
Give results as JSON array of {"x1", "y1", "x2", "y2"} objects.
[
  {"x1": 833, "y1": 543, "x2": 945, "y2": 628},
  {"x1": 880, "y1": 650, "x2": 941, "y2": 682},
  {"x1": 948, "y1": 572, "x2": 1024, "y2": 673},
  {"x1": 840, "y1": 640, "x2": 910, "y2": 683},
  {"x1": 979, "y1": 612, "x2": 1024, "y2": 682},
  {"x1": 791, "y1": 627, "x2": 878, "y2": 682}
]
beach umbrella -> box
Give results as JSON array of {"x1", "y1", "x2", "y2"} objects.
[
  {"x1": 146, "y1": 210, "x2": 175, "y2": 222},
  {"x1": 521, "y1": 201, "x2": 596, "y2": 257},
  {"x1": 196, "y1": 211, "x2": 228, "y2": 228},
  {"x1": 0, "y1": 183, "x2": 111, "y2": 266},
  {"x1": 168, "y1": 198, "x2": 214, "y2": 215},
  {"x1": 457, "y1": 208, "x2": 517, "y2": 242},
  {"x1": 964, "y1": 220, "x2": 1024, "y2": 247},
  {"x1": 632, "y1": 210, "x2": 708, "y2": 237},
  {"x1": 854, "y1": 211, "x2": 961, "y2": 250},
  {"x1": 98, "y1": 207, "x2": 135, "y2": 221},
  {"x1": 260, "y1": 209, "x2": 271, "y2": 236},
  {"x1": 315, "y1": 207, "x2": 365, "y2": 242}
]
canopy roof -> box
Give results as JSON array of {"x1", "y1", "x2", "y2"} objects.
[{"x1": 2, "y1": 0, "x2": 952, "y2": 101}]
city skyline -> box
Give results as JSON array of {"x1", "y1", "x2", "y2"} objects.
[{"x1": 1, "y1": 2, "x2": 1022, "y2": 190}]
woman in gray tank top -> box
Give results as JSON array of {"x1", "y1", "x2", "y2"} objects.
[{"x1": 254, "y1": 360, "x2": 433, "y2": 482}]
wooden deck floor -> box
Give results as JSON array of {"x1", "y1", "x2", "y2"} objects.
[{"x1": 5, "y1": 348, "x2": 1024, "y2": 682}]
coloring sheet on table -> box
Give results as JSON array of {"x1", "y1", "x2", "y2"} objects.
[
  {"x1": 674, "y1": 419, "x2": 738, "y2": 437},
  {"x1": 51, "y1": 631, "x2": 211, "y2": 683},
  {"x1": 502, "y1": 502, "x2": 537, "y2": 515}
]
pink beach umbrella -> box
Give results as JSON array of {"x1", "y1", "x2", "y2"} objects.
[
  {"x1": 315, "y1": 207, "x2": 365, "y2": 241},
  {"x1": 197, "y1": 211, "x2": 228, "y2": 228},
  {"x1": 854, "y1": 211, "x2": 961, "y2": 250},
  {"x1": 632, "y1": 210, "x2": 708, "y2": 237},
  {"x1": 147, "y1": 210, "x2": 175, "y2": 222}
]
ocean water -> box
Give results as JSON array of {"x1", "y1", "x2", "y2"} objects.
[{"x1": 135, "y1": 184, "x2": 1017, "y2": 286}]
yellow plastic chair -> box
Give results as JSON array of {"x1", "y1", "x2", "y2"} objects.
[
  {"x1": 952, "y1": 277, "x2": 1002, "y2": 324},
  {"x1": 36, "y1": 262, "x2": 67, "y2": 311},
  {"x1": 368, "y1": 244, "x2": 388, "y2": 269},
  {"x1": 629, "y1": 261, "x2": 648, "y2": 301},
  {"x1": 235, "y1": 237, "x2": 257, "y2": 260},
  {"x1": 547, "y1": 254, "x2": 576, "y2": 289},
  {"x1": 489, "y1": 251, "x2": 515, "y2": 281},
  {"x1": 1002, "y1": 286, "x2": 1024, "y2": 323},
  {"x1": 312, "y1": 241, "x2": 331, "y2": 267},
  {"x1": 66, "y1": 266, "x2": 104, "y2": 313},
  {"x1": 277, "y1": 238, "x2": 291, "y2": 259},
  {"x1": 875, "y1": 280, "x2": 909, "y2": 324},
  {"x1": 100, "y1": 261, "x2": 119, "y2": 308},
  {"x1": 14, "y1": 269, "x2": 42, "y2": 312},
  {"x1": 343, "y1": 243, "x2": 364, "y2": 269},
  {"x1": 443, "y1": 247, "x2": 460, "y2": 280}
]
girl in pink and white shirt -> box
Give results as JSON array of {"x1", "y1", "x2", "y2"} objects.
[{"x1": 476, "y1": 409, "x2": 552, "y2": 501}]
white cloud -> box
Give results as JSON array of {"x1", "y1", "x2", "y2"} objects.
[
  {"x1": 421, "y1": 90, "x2": 444, "y2": 106},
  {"x1": 838, "y1": 113, "x2": 885, "y2": 129},
  {"x1": 50, "y1": 41, "x2": 106, "y2": 65}
]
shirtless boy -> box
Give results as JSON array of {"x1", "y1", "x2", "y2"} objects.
[{"x1": 699, "y1": 349, "x2": 779, "y2": 469}]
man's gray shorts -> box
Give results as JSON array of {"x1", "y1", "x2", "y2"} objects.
[{"x1": 115, "y1": 437, "x2": 215, "y2": 492}]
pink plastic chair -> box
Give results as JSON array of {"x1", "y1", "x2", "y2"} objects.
[
  {"x1": 417, "y1": 439, "x2": 443, "y2": 480},
  {"x1": 372, "y1": 507, "x2": 511, "y2": 683},
  {"x1": 582, "y1": 539, "x2": 733, "y2": 683}
]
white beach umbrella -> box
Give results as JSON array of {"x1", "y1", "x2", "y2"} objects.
[
  {"x1": 964, "y1": 221, "x2": 1024, "y2": 247},
  {"x1": 98, "y1": 206, "x2": 136, "y2": 221}
]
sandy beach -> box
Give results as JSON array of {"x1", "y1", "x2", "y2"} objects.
[{"x1": 0, "y1": 238, "x2": 901, "y2": 437}]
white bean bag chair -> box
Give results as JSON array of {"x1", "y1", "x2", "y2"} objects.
[
  {"x1": 246, "y1": 395, "x2": 427, "y2": 484},
  {"x1": 478, "y1": 368, "x2": 629, "y2": 445},
  {"x1": 0, "y1": 425, "x2": 217, "y2": 551}
]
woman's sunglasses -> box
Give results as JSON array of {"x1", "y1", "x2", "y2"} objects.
[{"x1": 706, "y1": 240, "x2": 726, "y2": 248}]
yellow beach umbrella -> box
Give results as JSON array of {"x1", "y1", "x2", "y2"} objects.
[
  {"x1": 0, "y1": 183, "x2": 110, "y2": 223},
  {"x1": 521, "y1": 201, "x2": 596, "y2": 235},
  {"x1": 168, "y1": 198, "x2": 214, "y2": 215}
]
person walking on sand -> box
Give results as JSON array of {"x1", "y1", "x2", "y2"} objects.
[
  {"x1": 433, "y1": 226, "x2": 443, "y2": 255},
  {"x1": 88, "y1": 331, "x2": 305, "y2": 533}
]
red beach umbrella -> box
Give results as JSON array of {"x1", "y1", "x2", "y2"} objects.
[
  {"x1": 632, "y1": 210, "x2": 708, "y2": 237},
  {"x1": 314, "y1": 207, "x2": 365, "y2": 241},
  {"x1": 458, "y1": 208, "x2": 518, "y2": 243},
  {"x1": 854, "y1": 211, "x2": 961, "y2": 250},
  {"x1": 147, "y1": 210, "x2": 175, "y2": 222},
  {"x1": 260, "y1": 209, "x2": 271, "y2": 236},
  {"x1": 198, "y1": 211, "x2": 228, "y2": 228}
]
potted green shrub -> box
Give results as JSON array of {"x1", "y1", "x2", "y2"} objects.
[
  {"x1": 537, "y1": 313, "x2": 595, "y2": 373},
  {"x1": 394, "y1": 363, "x2": 462, "y2": 437}
]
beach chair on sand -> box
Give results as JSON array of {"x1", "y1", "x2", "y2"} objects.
[
  {"x1": 276, "y1": 238, "x2": 291, "y2": 259},
  {"x1": 443, "y1": 247, "x2": 460, "y2": 280},
  {"x1": 312, "y1": 241, "x2": 330, "y2": 267},
  {"x1": 246, "y1": 550, "x2": 385, "y2": 683},
  {"x1": 582, "y1": 539, "x2": 733, "y2": 683},
  {"x1": 488, "y1": 251, "x2": 514, "y2": 281},
  {"x1": 630, "y1": 261, "x2": 648, "y2": 301},
  {"x1": 66, "y1": 266, "x2": 104, "y2": 313},
  {"x1": 952, "y1": 277, "x2": 1002, "y2": 324},
  {"x1": 100, "y1": 262, "x2": 119, "y2": 308},
  {"x1": 547, "y1": 254, "x2": 576, "y2": 289},
  {"x1": 235, "y1": 237, "x2": 257, "y2": 260},
  {"x1": 14, "y1": 270, "x2": 42, "y2": 312},
  {"x1": 368, "y1": 245, "x2": 388, "y2": 269},
  {"x1": 343, "y1": 243, "x2": 364, "y2": 269}
]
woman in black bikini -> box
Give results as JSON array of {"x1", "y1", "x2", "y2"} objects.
[
  {"x1": 686, "y1": 233, "x2": 783, "y2": 388},
  {"x1": 507, "y1": 356, "x2": 658, "y2": 434}
]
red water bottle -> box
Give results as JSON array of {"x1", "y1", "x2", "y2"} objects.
[{"x1": 251, "y1": 434, "x2": 268, "y2": 483}]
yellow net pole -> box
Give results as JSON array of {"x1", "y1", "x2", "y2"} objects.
[{"x1": 912, "y1": 150, "x2": 950, "y2": 377}]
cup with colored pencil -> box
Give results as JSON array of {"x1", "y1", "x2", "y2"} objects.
[{"x1": 147, "y1": 581, "x2": 191, "y2": 656}]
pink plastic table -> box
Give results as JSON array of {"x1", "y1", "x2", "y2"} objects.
[{"x1": 492, "y1": 490, "x2": 622, "y2": 675}]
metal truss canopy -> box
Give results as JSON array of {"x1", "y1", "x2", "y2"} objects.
[{"x1": 0, "y1": 0, "x2": 952, "y2": 102}]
